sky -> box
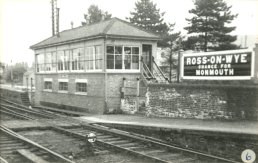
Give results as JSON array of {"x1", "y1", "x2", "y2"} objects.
[{"x1": 0, "y1": 0, "x2": 257, "y2": 66}]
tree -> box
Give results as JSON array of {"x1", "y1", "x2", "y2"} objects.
[
  {"x1": 184, "y1": 0, "x2": 239, "y2": 51},
  {"x1": 0, "y1": 62, "x2": 6, "y2": 82},
  {"x1": 128, "y1": 0, "x2": 182, "y2": 81},
  {"x1": 4, "y1": 62, "x2": 28, "y2": 84},
  {"x1": 82, "y1": 5, "x2": 112, "y2": 25},
  {"x1": 127, "y1": 0, "x2": 170, "y2": 46},
  {"x1": 161, "y1": 24, "x2": 181, "y2": 82}
]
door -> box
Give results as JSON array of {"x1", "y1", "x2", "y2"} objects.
[{"x1": 142, "y1": 44, "x2": 152, "y2": 71}]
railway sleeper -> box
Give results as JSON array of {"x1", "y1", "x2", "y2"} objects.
[
  {"x1": 98, "y1": 137, "x2": 121, "y2": 141},
  {"x1": 140, "y1": 149, "x2": 166, "y2": 155},
  {"x1": 17, "y1": 149, "x2": 49, "y2": 163},
  {"x1": 0, "y1": 146, "x2": 31, "y2": 151},
  {"x1": 108, "y1": 139, "x2": 132, "y2": 145},
  {"x1": 118, "y1": 142, "x2": 141, "y2": 148}
]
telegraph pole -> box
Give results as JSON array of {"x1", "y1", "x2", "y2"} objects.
[
  {"x1": 56, "y1": 7, "x2": 60, "y2": 36},
  {"x1": 51, "y1": 0, "x2": 55, "y2": 36},
  {"x1": 10, "y1": 60, "x2": 13, "y2": 87}
]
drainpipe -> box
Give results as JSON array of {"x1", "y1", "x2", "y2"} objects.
[{"x1": 104, "y1": 35, "x2": 108, "y2": 113}]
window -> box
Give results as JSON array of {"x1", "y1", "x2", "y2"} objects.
[
  {"x1": 44, "y1": 78, "x2": 53, "y2": 92},
  {"x1": 76, "y1": 83, "x2": 87, "y2": 93},
  {"x1": 75, "y1": 79, "x2": 87, "y2": 95},
  {"x1": 45, "y1": 52, "x2": 56, "y2": 72},
  {"x1": 57, "y1": 50, "x2": 70, "y2": 71},
  {"x1": 59, "y1": 82, "x2": 68, "y2": 91},
  {"x1": 44, "y1": 81, "x2": 52, "y2": 90},
  {"x1": 71, "y1": 48, "x2": 84, "y2": 71},
  {"x1": 132, "y1": 47, "x2": 140, "y2": 69},
  {"x1": 115, "y1": 46, "x2": 122, "y2": 69},
  {"x1": 107, "y1": 46, "x2": 122, "y2": 69},
  {"x1": 85, "y1": 46, "x2": 102, "y2": 71},
  {"x1": 36, "y1": 53, "x2": 44, "y2": 72},
  {"x1": 107, "y1": 46, "x2": 114, "y2": 69},
  {"x1": 85, "y1": 47, "x2": 94, "y2": 70},
  {"x1": 106, "y1": 46, "x2": 139, "y2": 70},
  {"x1": 124, "y1": 47, "x2": 131, "y2": 69},
  {"x1": 95, "y1": 46, "x2": 102, "y2": 70}
]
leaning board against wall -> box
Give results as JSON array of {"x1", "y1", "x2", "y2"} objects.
[{"x1": 180, "y1": 49, "x2": 254, "y2": 80}]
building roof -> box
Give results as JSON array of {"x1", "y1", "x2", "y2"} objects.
[{"x1": 30, "y1": 17, "x2": 160, "y2": 50}]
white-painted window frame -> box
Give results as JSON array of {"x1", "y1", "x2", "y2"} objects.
[
  {"x1": 70, "y1": 48, "x2": 84, "y2": 72},
  {"x1": 75, "y1": 79, "x2": 88, "y2": 95},
  {"x1": 58, "y1": 79, "x2": 69, "y2": 93},
  {"x1": 43, "y1": 78, "x2": 53, "y2": 92},
  {"x1": 106, "y1": 45, "x2": 140, "y2": 73}
]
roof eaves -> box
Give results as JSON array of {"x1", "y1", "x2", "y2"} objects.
[
  {"x1": 30, "y1": 35, "x2": 57, "y2": 49},
  {"x1": 30, "y1": 34, "x2": 105, "y2": 50},
  {"x1": 106, "y1": 34, "x2": 161, "y2": 41},
  {"x1": 30, "y1": 18, "x2": 115, "y2": 50}
]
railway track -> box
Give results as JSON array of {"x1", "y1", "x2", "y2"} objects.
[
  {"x1": 0, "y1": 125, "x2": 74, "y2": 163},
  {"x1": 58, "y1": 124, "x2": 241, "y2": 163},
  {"x1": 0, "y1": 99, "x2": 61, "y2": 120},
  {"x1": 0, "y1": 98, "x2": 241, "y2": 163}
]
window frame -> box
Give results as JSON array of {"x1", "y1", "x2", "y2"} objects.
[
  {"x1": 45, "y1": 51, "x2": 57, "y2": 73},
  {"x1": 58, "y1": 79, "x2": 68, "y2": 93},
  {"x1": 94, "y1": 45, "x2": 103, "y2": 71},
  {"x1": 70, "y1": 48, "x2": 84, "y2": 72},
  {"x1": 85, "y1": 45, "x2": 103, "y2": 72},
  {"x1": 36, "y1": 53, "x2": 45, "y2": 73},
  {"x1": 75, "y1": 79, "x2": 88, "y2": 95},
  {"x1": 43, "y1": 78, "x2": 53, "y2": 92},
  {"x1": 106, "y1": 45, "x2": 140, "y2": 72},
  {"x1": 57, "y1": 50, "x2": 70, "y2": 73}
]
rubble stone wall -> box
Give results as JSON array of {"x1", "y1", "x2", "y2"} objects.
[{"x1": 145, "y1": 83, "x2": 258, "y2": 120}]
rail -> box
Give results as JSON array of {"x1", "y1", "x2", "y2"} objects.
[
  {"x1": 1, "y1": 98, "x2": 242, "y2": 163},
  {"x1": 0, "y1": 125, "x2": 75, "y2": 163},
  {"x1": 81, "y1": 124, "x2": 240, "y2": 163}
]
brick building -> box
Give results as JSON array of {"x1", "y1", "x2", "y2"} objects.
[{"x1": 30, "y1": 18, "x2": 164, "y2": 113}]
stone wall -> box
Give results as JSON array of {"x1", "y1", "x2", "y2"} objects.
[{"x1": 145, "y1": 83, "x2": 258, "y2": 120}]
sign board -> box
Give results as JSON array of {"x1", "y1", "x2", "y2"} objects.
[{"x1": 181, "y1": 49, "x2": 254, "y2": 80}]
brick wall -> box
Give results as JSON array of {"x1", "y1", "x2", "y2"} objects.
[
  {"x1": 35, "y1": 73, "x2": 105, "y2": 113},
  {"x1": 35, "y1": 73, "x2": 141, "y2": 113},
  {"x1": 106, "y1": 74, "x2": 141, "y2": 112},
  {"x1": 145, "y1": 83, "x2": 258, "y2": 120}
]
